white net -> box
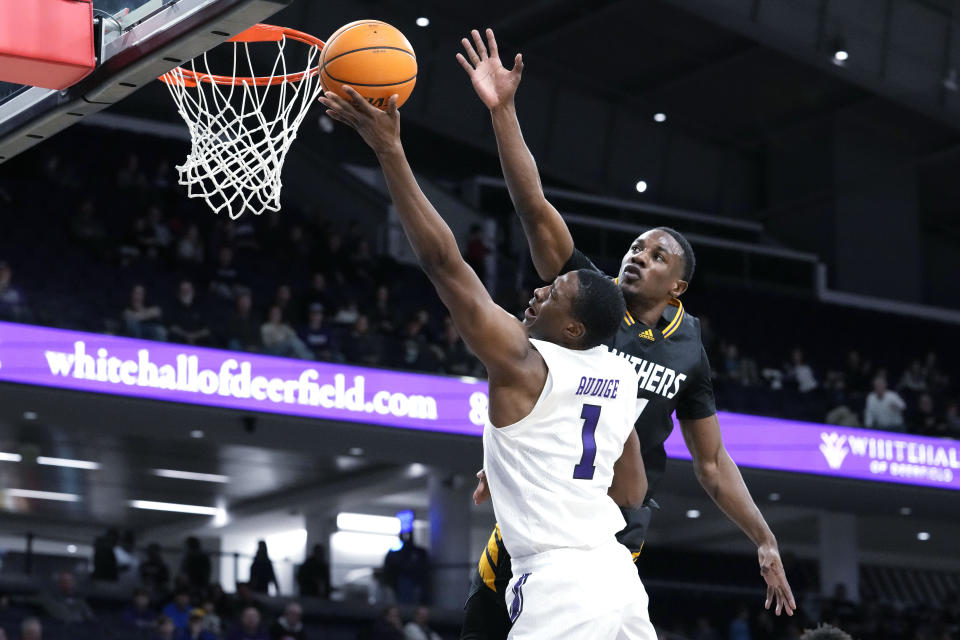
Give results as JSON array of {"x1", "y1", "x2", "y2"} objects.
[{"x1": 162, "y1": 35, "x2": 324, "y2": 219}]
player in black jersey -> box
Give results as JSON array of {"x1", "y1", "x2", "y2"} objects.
[{"x1": 457, "y1": 29, "x2": 796, "y2": 639}]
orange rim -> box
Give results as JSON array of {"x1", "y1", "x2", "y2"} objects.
[{"x1": 159, "y1": 24, "x2": 324, "y2": 88}]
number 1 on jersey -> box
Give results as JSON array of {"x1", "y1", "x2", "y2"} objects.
[{"x1": 573, "y1": 404, "x2": 601, "y2": 480}]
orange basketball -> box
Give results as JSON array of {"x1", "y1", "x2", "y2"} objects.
[{"x1": 320, "y1": 20, "x2": 417, "y2": 110}]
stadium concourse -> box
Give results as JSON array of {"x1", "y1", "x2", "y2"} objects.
[{"x1": 2, "y1": 1, "x2": 960, "y2": 640}]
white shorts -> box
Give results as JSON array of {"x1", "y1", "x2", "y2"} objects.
[{"x1": 505, "y1": 541, "x2": 656, "y2": 640}]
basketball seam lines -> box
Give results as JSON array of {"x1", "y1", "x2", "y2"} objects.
[
  {"x1": 321, "y1": 21, "x2": 394, "y2": 69},
  {"x1": 321, "y1": 71, "x2": 418, "y2": 87},
  {"x1": 321, "y1": 45, "x2": 417, "y2": 70}
]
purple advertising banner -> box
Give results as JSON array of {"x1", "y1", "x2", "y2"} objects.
[
  {"x1": 663, "y1": 412, "x2": 960, "y2": 491},
  {"x1": 1, "y1": 322, "x2": 958, "y2": 491},
  {"x1": 0, "y1": 322, "x2": 488, "y2": 436}
]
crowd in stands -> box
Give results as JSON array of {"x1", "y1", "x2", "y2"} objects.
[{"x1": 1, "y1": 135, "x2": 957, "y2": 439}]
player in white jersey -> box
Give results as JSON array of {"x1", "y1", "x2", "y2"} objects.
[{"x1": 320, "y1": 88, "x2": 656, "y2": 640}]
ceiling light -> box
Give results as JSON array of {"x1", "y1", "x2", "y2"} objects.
[
  {"x1": 128, "y1": 500, "x2": 221, "y2": 515},
  {"x1": 151, "y1": 469, "x2": 229, "y2": 483},
  {"x1": 653, "y1": 112, "x2": 666, "y2": 123},
  {"x1": 768, "y1": 492, "x2": 781, "y2": 501},
  {"x1": 832, "y1": 50, "x2": 848, "y2": 66},
  {"x1": 337, "y1": 512, "x2": 401, "y2": 535},
  {"x1": 416, "y1": 16, "x2": 430, "y2": 27},
  {"x1": 348, "y1": 447, "x2": 364, "y2": 456},
  {"x1": 37, "y1": 457, "x2": 100, "y2": 470},
  {"x1": 5, "y1": 489, "x2": 81, "y2": 502},
  {"x1": 0, "y1": 452, "x2": 22, "y2": 463},
  {"x1": 408, "y1": 463, "x2": 427, "y2": 477},
  {"x1": 67, "y1": 545, "x2": 77, "y2": 554},
  {"x1": 917, "y1": 531, "x2": 930, "y2": 541},
  {"x1": 686, "y1": 509, "x2": 701, "y2": 519},
  {"x1": 899, "y1": 506, "x2": 912, "y2": 516},
  {"x1": 635, "y1": 180, "x2": 648, "y2": 193},
  {"x1": 22, "y1": 411, "x2": 38, "y2": 421},
  {"x1": 190, "y1": 429, "x2": 205, "y2": 439}
]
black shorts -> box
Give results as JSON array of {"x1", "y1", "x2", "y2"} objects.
[{"x1": 461, "y1": 582, "x2": 512, "y2": 640}]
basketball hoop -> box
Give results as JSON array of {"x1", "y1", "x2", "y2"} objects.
[{"x1": 160, "y1": 24, "x2": 324, "y2": 219}]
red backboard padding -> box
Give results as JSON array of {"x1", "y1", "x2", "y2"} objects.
[{"x1": 0, "y1": 0, "x2": 95, "y2": 90}]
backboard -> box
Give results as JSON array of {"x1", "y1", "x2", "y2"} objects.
[{"x1": 0, "y1": 0, "x2": 292, "y2": 163}]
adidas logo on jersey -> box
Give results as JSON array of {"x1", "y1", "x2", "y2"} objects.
[{"x1": 639, "y1": 329, "x2": 655, "y2": 341}]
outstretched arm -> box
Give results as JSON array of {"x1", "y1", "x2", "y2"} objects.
[
  {"x1": 318, "y1": 87, "x2": 532, "y2": 380},
  {"x1": 679, "y1": 414, "x2": 796, "y2": 616},
  {"x1": 458, "y1": 29, "x2": 573, "y2": 280}
]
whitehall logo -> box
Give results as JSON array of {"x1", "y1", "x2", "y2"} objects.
[{"x1": 820, "y1": 432, "x2": 849, "y2": 470}]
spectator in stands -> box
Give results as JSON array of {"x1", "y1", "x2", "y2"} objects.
[
  {"x1": 438, "y1": 316, "x2": 476, "y2": 376},
  {"x1": 162, "y1": 590, "x2": 192, "y2": 630},
  {"x1": 273, "y1": 284, "x2": 296, "y2": 321},
  {"x1": 146, "y1": 205, "x2": 173, "y2": 255},
  {"x1": 180, "y1": 537, "x2": 212, "y2": 594},
  {"x1": 864, "y1": 375, "x2": 907, "y2": 429},
  {"x1": 302, "y1": 273, "x2": 331, "y2": 317},
  {"x1": 342, "y1": 315, "x2": 381, "y2": 366},
  {"x1": 923, "y1": 351, "x2": 949, "y2": 395},
  {"x1": 249, "y1": 541, "x2": 279, "y2": 595},
  {"x1": 332, "y1": 298, "x2": 361, "y2": 326},
  {"x1": 911, "y1": 393, "x2": 940, "y2": 436},
  {"x1": 0, "y1": 261, "x2": 28, "y2": 322},
  {"x1": 153, "y1": 615, "x2": 177, "y2": 640},
  {"x1": 369, "y1": 606, "x2": 404, "y2": 640},
  {"x1": 123, "y1": 284, "x2": 166, "y2": 340},
  {"x1": 224, "y1": 289, "x2": 261, "y2": 352},
  {"x1": 822, "y1": 583, "x2": 858, "y2": 629},
  {"x1": 261, "y1": 305, "x2": 313, "y2": 359},
  {"x1": 36, "y1": 571, "x2": 95, "y2": 623},
  {"x1": 722, "y1": 344, "x2": 759, "y2": 387},
  {"x1": 69, "y1": 199, "x2": 107, "y2": 255},
  {"x1": 296, "y1": 544, "x2": 330, "y2": 599},
  {"x1": 168, "y1": 281, "x2": 212, "y2": 346},
  {"x1": 299, "y1": 304, "x2": 337, "y2": 360},
  {"x1": 898, "y1": 360, "x2": 928, "y2": 395},
  {"x1": 177, "y1": 224, "x2": 206, "y2": 266},
  {"x1": 799, "y1": 624, "x2": 852, "y2": 640},
  {"x1": 269, "y1": 602, "x2": 305, "y2": 640},
  {"x1": 727, "y1": 604, "x2": 750, "y2": 640},
  {"x1": 122, "y1": 588, "x2": 157, "y2": 632},
  {"x1": 179, "y1": 608, "x2": 217, "y2": 640},
  {"x1": 226, "y1": 607, "x2": 268, "y2": 640},
  {"x1": 141, "y1": 542, "x2": 171, "y2": 596},
  {"x1": 117, "y1": 530, "x2": 140, "y2": 585},
  {"x1": 382, "y1": 532, "x2": 430, "y2": 606},
  {"x1": 396, "y1": 317, "x2": 441, "y2": 372},
  {"x1": 824, "y1": 372, "x2": 861, "y2": 427},
  {"x1": 19, "y1": 618, "x2": 41, "y2": 640},
  {"x1": 200, "y1": 600, "x2": 222, "y2": 637},
  {"x1": 403, "y1": 605, "x2": 440, "y2": 640},
  {"x1": 844, "y1": 350, "x2": 870, "y2": 394},
  {"x1": 786, "y1": 348, "x2": 817, "y2": 393},
  {"x1": 209, "y1": 247, "x2": 240, "y2": 301},
  {"x1": 368, "y1": 284, "x2": 396, "y2": 336},
  {"x1": 92, "y1": 529, "x2": 120, "y2": 581},
  {"x1": 221, "y1": 582, "x2": 260, "y2": 622}
]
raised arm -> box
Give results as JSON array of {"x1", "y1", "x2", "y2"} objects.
[
  {"x1": 458, "y1": 29, "x2": 573, "y2": 280},
  {"x1": 318, "y1": 87, "x2": 532, "y2": 381}
]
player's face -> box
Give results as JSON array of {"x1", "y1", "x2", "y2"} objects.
[
  {"x1": 522, "y1": 271, "x2": 582, "y2": 344},
  {"x1": 617, "y1": 230, "x2": 686, "y2": 302}
]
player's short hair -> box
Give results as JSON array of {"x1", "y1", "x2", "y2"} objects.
[
  {"x1": 655, "y1": 226, "x2": 695, "y2": 284},
  {"x1": 571, "y1": 270, "x2": 625, "y2": 349},
  {"x1": 799, "y1": 624, "x2": 854, "y2": 640}
]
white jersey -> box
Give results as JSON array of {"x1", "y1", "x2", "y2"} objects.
[{"x1": 483, "y1": 338, "x2": 642, "y2": 560}]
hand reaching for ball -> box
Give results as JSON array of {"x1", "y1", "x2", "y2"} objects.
[
  {"x1": 457, "y1": 28, "x2": 524, "y2": 111},
  {"x1": 318, "y1": 86, "x2": 401, "y2": 155}
]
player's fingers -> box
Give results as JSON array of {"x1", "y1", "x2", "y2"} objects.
[
  {"x1": 486, "y1": 28, "x2": 498, "y2": 58},
  {"x1": 387, "y1": 94, "x2": 399, "y2": 116},
  {"x1": 322, "y1": 91, "x2": 352, "y2": 113},
  {"x1": 341, "y1": 85, "x2": 369, "y2": 112},
  {"x1": 764, "y1": 584, "x2": 773, "y2": 610},
  {"x1": 476, "y1": 469, "x2": 485, "y2": 479},
  {"x1": 455, "y1": 53, "x2": 474, "y2": 75},
  {"x1": 512, "y1": 53, "x2": 524, "y2": 74},
  {"x1": 471, "y1": 29, "x2": 488, "y2": 59},
  {"x1": 461, "y1": 38, "x2": 480, "y2": 65}
]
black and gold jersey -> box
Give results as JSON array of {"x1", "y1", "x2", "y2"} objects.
[{"x1": 468, "y1": 247, "x2": 717, "y2": 602}]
